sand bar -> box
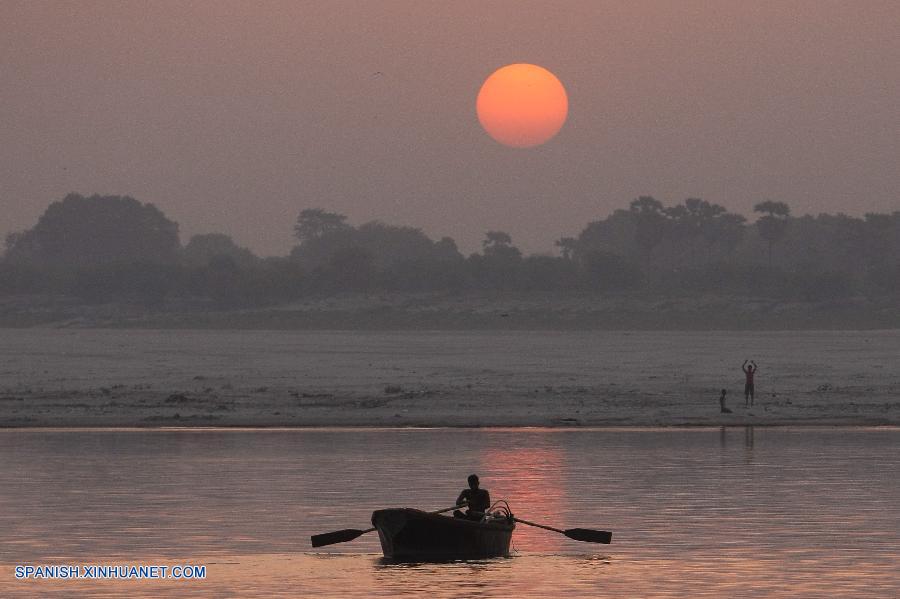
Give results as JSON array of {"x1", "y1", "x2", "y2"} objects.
[{"x1": 1, "y1": 329, "x2": 898, "y2": 427}]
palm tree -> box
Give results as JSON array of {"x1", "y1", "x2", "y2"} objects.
[{"x1": 667, "y1": 198, "x2": 727, "y2": 264}]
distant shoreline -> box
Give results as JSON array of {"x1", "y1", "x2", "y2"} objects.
[
  {"x1": 3, "y1": 383, "x2": 897, "y2": 429},
  {"x1": 3, "y1": 328, "x2": 898, "y2": 429}
]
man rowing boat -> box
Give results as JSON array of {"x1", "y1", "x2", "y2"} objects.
[{"x1": 455, "y1": 474, "x2": 490, "y2": 520}]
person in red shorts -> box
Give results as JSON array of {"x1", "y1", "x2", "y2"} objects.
[{"x1": 742, "y1": 360, "x2": 758, "y2": 407}]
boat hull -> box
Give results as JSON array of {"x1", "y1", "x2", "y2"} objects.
[{"x1": 371, "y1": 508, "x2": 514, "y2": 561}]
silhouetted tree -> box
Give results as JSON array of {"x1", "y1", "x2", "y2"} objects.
[
  {"x1": 704, "y1": 213, "x2": 746, "y2": 252},
  {"x1": 183, "y1": 233, "x2": 258, "y2": 269},
  {"x1": 582, "y1": 251, "x2": 641, "y2": 290},
  {"x1": 6, "y1": 192, "x2": 900, "y2": 307},
  {"x1": 482, "y1": 231, "x2": 510, "y2": 251},
  {"x1": 859, "y1": 213, "x2": 898, "y2": 270},
  {"x1": 435, "y1": 236, "x2": 462, "y2": 260},
  {"x1": 868, "y1": 261, "x2": 900, "y2": 296},
  {"x1": 754, "y1": 200, "x2": 791, "y2": 268},
  {"x1": 555, "y1": 237, "x2": 577, "y2": 260},
  {"x1": 482, "y1": 231, "x2": 522, "y2": 261},
  {"x1": 572, "y1": 210, "x2": 637, "y2": 266},
  {"x1": 327, "y1": 246, "x2": 375, "y2": 290},
  {"x1": 5, "y1": 193, "x2": 180, "y2": 267},
  {"x1": 467, "y1": 231, "x2": 522, "y2": 289},
  {"x1": 197, "y1": 254, "x2": 243, "y2": 304},
  {"x1": 72, "y1": 262, "x2": 184, "y2": 306},
  {"x1": 293, "y1": 208, "x2": 350, "y2": 246},
  {"x1": 629, "y1": 196, "x2": 669, "y2": 274},
  {"x1": 354, "y1": 222, "x2": 455, "y2": 269},
  {"x1": 521, "y1": 255, "x2": 580, "y2": 291},
  {"x1": 0, "y1": 262, "x2": 48, "y2": 295},
  {"x1": 4, "y1": 232, "x2": 23, "y2": 257},
  {"x1": 291, "y1": 218, "x2": 461, "y2": 275},
  {"x1": 667, "y1": 198, "x2": 728, "y2": 263}
]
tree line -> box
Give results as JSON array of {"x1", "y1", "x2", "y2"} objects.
[{"x1": 2, "y1": 193, "x2": 898, "y2": 306}]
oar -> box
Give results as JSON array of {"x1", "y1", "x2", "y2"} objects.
[
  {"x1": 311, "y1": 504, "x2": 463, "y2": 548},
  {"x1": 513, "y1": 517, "x2": 612, "y2": 544}
]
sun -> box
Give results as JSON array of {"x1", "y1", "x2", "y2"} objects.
[{"x1": 476, "y1": 63, "x2": 568, "y2": 148}]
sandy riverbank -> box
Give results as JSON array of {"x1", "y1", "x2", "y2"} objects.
[{"x1": 2, "y1": 329, "x2": 898, "y2": 427}]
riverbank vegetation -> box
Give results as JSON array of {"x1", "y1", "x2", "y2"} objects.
[{"x1": 2, "y1": 194, "x2": 897, "y2": 327}]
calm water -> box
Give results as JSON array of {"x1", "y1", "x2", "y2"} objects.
[{"x1": 1, "y1": 428, "x2": 898, "y2": 597}]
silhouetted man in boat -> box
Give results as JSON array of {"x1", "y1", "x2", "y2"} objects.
[
  {"x1": 742, "y1": 360, "x2": 758, "y2": 407},
  {"x1": 454, "y1": 474, "x2": 490, "y2": 521}
]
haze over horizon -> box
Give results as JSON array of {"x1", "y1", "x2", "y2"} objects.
[{"x1": 2, "y1": 1, "x2": 898, "y2": 256}]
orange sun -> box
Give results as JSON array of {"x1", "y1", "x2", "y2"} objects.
[{"x1": 476, "y1": 63, "x2": 568, "y2": 148}]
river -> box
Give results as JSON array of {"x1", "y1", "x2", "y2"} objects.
[{"x1": 1, "y1": 427, "x2": 898, "y2": 597}]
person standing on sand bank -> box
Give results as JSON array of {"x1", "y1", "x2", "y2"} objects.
[{"x1": 742, "y1": 360, "x2": 758, "y2": 407}]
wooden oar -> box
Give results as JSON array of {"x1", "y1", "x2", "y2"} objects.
[
  {"x1": 513, "y1": 517, "x2": 612, "y2": 544},
  {"x1": 311, "y1": 504, "x2": 464, "y2": 548}
]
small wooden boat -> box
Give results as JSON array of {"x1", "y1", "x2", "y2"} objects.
[
  {"x1": 371, "y1": 508, "x2": 515, "y2": 560},
  {"x1": 311, "y1": 500, "x2": 609, "y2": 555}
]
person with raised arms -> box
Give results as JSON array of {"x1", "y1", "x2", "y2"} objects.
[{"x1": 742, "y1": 360, "x2": 759, "y2": 407}]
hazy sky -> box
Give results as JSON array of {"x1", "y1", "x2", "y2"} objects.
[{"x1": 2, "y1": 1, "x2": 898, "y2": 256}]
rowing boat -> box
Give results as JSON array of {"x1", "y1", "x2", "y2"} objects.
[{"x1": 371, "y1": 508, "x2": 514, "y2": 561}]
